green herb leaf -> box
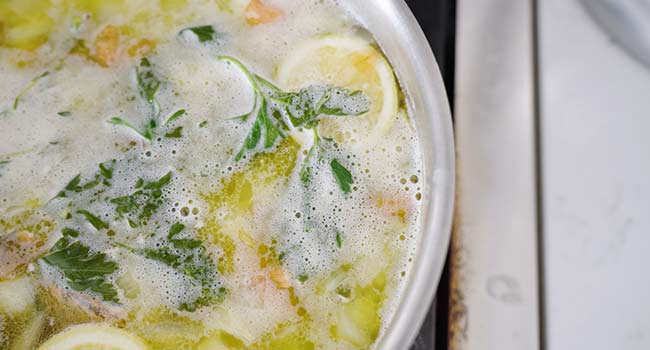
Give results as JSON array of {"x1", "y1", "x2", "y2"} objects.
[
  {"x1": 144, "y1": 171, "x2": 172, "y2": 192},
  {"x1": 110, "y1": 172, "x2": 172, "y2": 227},
  {"x1": 109, "y1": 59, "x2": 163, "y2": 142},
  {"x1": 108, "y1": 117, "x2": 152, "y2": 141},
  {"x1": 169, "y1": 222, "x2": 185, "y2": 238},
  {"x1": 299, "y1": 131, "x2": 321, "y2": 185},
  {"x1": 14, "y1": 71, "x2": 49, "y2": 110},
  {"x1": 335, "y1": 230, "x2": 343, "y2": 248},
  {"x1": 330, "y1": 159, "x2": 353, "y2": 194},
  {"x1": 199, "y1": 120, "x2": 208, "y2": 128},
  {"x1": 298, "y1": 274, "x2": 309, "y2": 283},
  {"x1": 336, "y1": 286, "x2": 351, "y2": 299},
  {"x1": 164, "y1": 126, "x2": 183, "y2": 138},
  {"x1": 235, "y1": 100, "x2": 283, "y2": 160},
  {"x1": 182, "y1": 25, "x2": 218, "y2": 42},
  {"x1": 56, "y1": 160, "x2": 115, "y2": 198},
  {"x1": 164, "y1": 109, "x2": 186, "y2": 126},
  {"x1": 282, "y1": 86, "x2": 370, "y2": 128},
  {"x1": 98, "y1": 160, "x2": 115, "y2": 182},
  {"x1": 218, "y1": 56, "x2": 369, "y2": 161},
  {"x1": 137, "y1": 57, "x2": 161, "y2": 110},
  {"x1": 61, "y1": 227, "x2": 80, "y2": 238},
  {"x1": 42, "y1": 237, "x2": 119, "y2": 302},
  {"x1": 56, "y1": 174, "x2": 82, "y2": 197},
  {"x1": 76, "y1": 210, "x2": 109, "y2": 230},
  {"x1": 57, "y1": 111, "x2": 72, "y2": 117},
  {"x1": 120, "y1": 221, "x2": 224, "y2": 311}
]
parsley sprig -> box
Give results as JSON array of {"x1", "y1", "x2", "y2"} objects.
[
  {"x1": 330, "y1": 158, "x2": 354, "y2": 194},
  {"x1": 110, "y1": 171, "x2": 172, "y2": 228},
  {"x1": 118, "y1": 222, "x2": 225, "y2": 311},
  {"x1": 109, "y1": 58, "x2": 185, "y2": 142},
  {"x1": 42, "y1": 237, "x2": 119, "y2": 302},
  {"x1": 218, "y1": 56, "x2": 370, "y2": 161},
  {"x1": 180, "y1": 25, "x2": 218, "y2": 42},
  {"x1": 56, "y1": 160, "x2": 115, "y2": 198}
]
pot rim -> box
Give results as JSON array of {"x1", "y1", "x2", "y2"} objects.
[{"x1": 343, "y1": 1, "x2": 456, "y2": 349}]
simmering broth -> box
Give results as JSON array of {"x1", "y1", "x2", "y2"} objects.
[{"x1": 0, "y1": 1, "x2": 423, "y2": 349}]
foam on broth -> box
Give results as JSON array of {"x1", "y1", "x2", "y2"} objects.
[{"x1": 0, "y1": 1, "x2": 424, "y2": 349}]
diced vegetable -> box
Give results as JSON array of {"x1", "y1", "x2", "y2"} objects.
[
  {"x1": 0, "y1": 276, "x2": 36, "y2": 316},
  {"x1": 269, "y1": 267, "x2": 290, "y2": 289},
  {"x1": 203, "y1": 138, "x2": 300, "y2": 216},
  {"x1": 130, "y1": 308, "x2": 203, "y2": 350},
  {"x1": 254, "y1": 321, "x2": 315, "y2": 350},
  {"x1": 0, "y1": 230, "x2": 48, "y2": 279},
  {"x1": 0, "y1": 0, "x2": 54, "y2": 50},
  {"x1": 315, "y1": 264, "x2": 350, "y2": 296},
  {"x1": 197, "y1": 330, "x2": 246, "y2": 350},
  {"x1": 330, "y1": 271, "x2": 387, "y2": 348},
  {"x1": 116, "y1": 271, "x2": 141, "y2": 299},
  {"x1": 93, "y1": 25, "x2": 120, "y2": 67},
  {"x1": 244, "y1": 0, "x2": 283, "y2": 26}
]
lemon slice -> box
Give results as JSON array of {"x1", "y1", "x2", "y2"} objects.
[
  {"x1": 38, "y1": 323, "x2": 149, "y2": 350},
  {"x1": 276, "y1": 35, "x2": 399, "y2": 148}
]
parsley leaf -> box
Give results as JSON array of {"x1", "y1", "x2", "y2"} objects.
[
  {"x1": 57, "y1": 111, "x2": 72, "y2": 117},
  {"x1": 164, "y1": 109, "x2": 186, "y2": 126},
  {"x1": 235, "y1": 99, "x2": 283, "y2": 160},
  {"x1": 76, "y1": 210, "x2": 109, "y2": 230},
  {"x1": 137, "y1": 57, "x2": 161, "y2": 114},
  {"x1": 330, "y1": 159, "x2": 354, "y2": 194},
  {"x1": 218, "y1": 56, "x2": 369, "y2": 161},
  {"x1": 108, "y1": 117, "x2": 152, "y2": 141},
  {"x1": 62, "y1": 227, "x2": 80, "y2": 238},
  {"x1": 181, "y1": 25, "x2": 218, "y2": 42},
  {"x1": 119, "y1": 222, "x2": 224, "y2": 311},
  {"x1": 42, "y1": 237, "x2": 119, "y2": 302},
  {"x1": 335, "y1": 230, "x2": 343, "y2": 248},
  {"x1": 299, "y1": 130, "x2": 322, "y2": 185},
  {"x1": 164, "y1": 126, "x2": 183, "y2": 138},
  {"x1": 110, "y1": 171, "x2": 172, "y2": 227},
  {"x1": 55, "y1": 160, "x2": 115, "y2": 198},
  {"x1": 110, "y1": 58, "x2": 162, "y2": 142}
]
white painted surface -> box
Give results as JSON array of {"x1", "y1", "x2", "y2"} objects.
[
  {"x1": 453, "y1": 0, "x2": 540, "y2": 349},
  {"x1": 539, "y1": 1, "x2": 650, "y2": 349}
]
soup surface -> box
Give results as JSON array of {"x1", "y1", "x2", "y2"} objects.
[{"x1": 0, "y1": 1, "x2": 424, "y2": 349}]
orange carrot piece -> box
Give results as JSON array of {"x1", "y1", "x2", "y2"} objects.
[
  {"x1": 127, "y1": 38, "x2": 156, "y2": 58},
  {"x1": 94, "y1": 25, "x2": 120, "y2": 67},
  {"x1": 245, "y1": 0, "x2": 283, "y2": 26}
]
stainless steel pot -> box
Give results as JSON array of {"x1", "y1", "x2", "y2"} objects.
[{"x1": 344, "y1": 1, "x2": 456, "y2": 349}]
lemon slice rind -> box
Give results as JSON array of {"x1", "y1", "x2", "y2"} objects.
[
  {"x1": 276, "y1": 35, "x2": 398, "y2": 148},
  {"x1": 38, "y1": 323, "x2": 149, "y2": 350}
]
